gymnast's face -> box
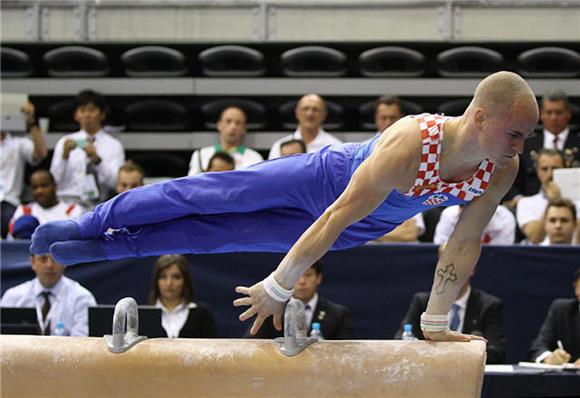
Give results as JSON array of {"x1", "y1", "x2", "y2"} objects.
[
  {"x1": 31, "y1": 254, "x2": 65, "y2": 289},
  {"x1": 293, "y1": 267, "x2": 322, "y2": 304},
  {"x1": 158, "y1": 264, "x2": 185, "y2": 303}
]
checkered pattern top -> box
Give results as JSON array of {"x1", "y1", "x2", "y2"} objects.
[{"x1": 404, "y1": 113, "x2": 495, "y2": 202}]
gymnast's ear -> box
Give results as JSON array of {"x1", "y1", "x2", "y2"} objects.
[{"x1": 473, "y1": 108, "x2": 486, "y2": 130}]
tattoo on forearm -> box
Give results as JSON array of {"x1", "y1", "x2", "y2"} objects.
[{"x1": 435, "y1": 263, "x2": 457, "y2": 295}]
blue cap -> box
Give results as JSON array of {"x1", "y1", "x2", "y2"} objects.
[
  {"x1": 12, "y1": 215, "x2": 40, "y2": 239},
  {"x1": 404, "y1": 324, "x2": 413, "y2": 332},
  {"x1": 312, "y1": 322, "x2": 321, "y2": 330}
]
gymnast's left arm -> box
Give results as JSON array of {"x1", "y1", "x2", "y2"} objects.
[{"x1": 423, "y1": 158, "x2": 518, "y2": 342}]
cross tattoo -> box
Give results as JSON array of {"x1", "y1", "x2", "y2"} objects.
[{"x1": 435, "y1": 263, "x2": 457, "y2": 294}]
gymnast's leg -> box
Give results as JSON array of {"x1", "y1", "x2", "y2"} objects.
[{"x1": 48, "y1": 208, "x2": 315, "y2": 265}]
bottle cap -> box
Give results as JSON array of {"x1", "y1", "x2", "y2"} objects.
[
  {"x1": 404, "y1": 323, "x2": 412, "y2": 332},
  {"x1": 312, "y1": 322, "x2": 321, "y2": 330}
]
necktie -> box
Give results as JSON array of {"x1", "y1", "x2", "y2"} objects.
[
  {"x1": 450, "y1": 304, "x2": 460, "y2": 332},
  {"x1": 305, "y1": 304, "x2": 311, "y2": 330},
  {"x1": 41, "y1": 291, "x2": 51, "y2": 335},
  {"x1": 553, "y1": 135, "x2": 560, "y2": 150}
]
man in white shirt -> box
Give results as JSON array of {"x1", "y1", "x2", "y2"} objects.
[
  {"x1": 8, "y1": 170, "x2": 82, "y2": 238},
  {"x1": 540, "y1": 199, "x2": 578, "y2": 245},
  {"x1": 1, "y1": 253, "x2": 96, "y2": 336},
  {"x1": 268, "y1": 94, "x2": 342, "y2": 159},
  {"x1": 50, "y1": 90, "x2": 125, "y2": 208},
  {"x1": 516, "y1": 149, "x2": 580, "y2": 243},
  {"x1": 188, "y1": 107, "x2": 263, "y2": 175},
  {"x1": 0, "y1": 100, "x2": 48, "y2": 238}
]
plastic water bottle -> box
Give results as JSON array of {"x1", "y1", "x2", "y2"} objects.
[
  {"x1": 54, "y1": 321, "x2": 66, "y2": 336},
  {"x1": 401, "y1": 323, "x2": 417, "y2": 340},
  {"x1": 310, "y1": 322, "x2": 324, "y2": 340}
]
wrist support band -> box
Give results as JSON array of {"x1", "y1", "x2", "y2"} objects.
[
  {"x1": 263, "y1": 273, "x2": 294, "y2": 302},
  {"x1": 420, "y1": 312, "x2": 449, "y2": 332}
]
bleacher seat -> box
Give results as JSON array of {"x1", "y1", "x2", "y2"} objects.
[
  {"x1": 198, "y1": 45, "x2": 265, "y2": 77},
  {"x1": 517, "y1": 47, "x2": 580, "y2": 78},
  {"x1": 125, "y1": 99, "x2": 189, "y2": 131},
  {"x1": 437, "y1": 99, "x2": 471, "y2": 117},
  {"x1": 358, "y1": 99, "x2": 423, "y2": 130},
  {"x1": 121, "y1": 46, "x2": 187, "y2": 77},
  {"x1": 436, "y1": 46, "x2": 504, "y2": 77},
  {"x1": 359, "y1": 46, "x2": 425, "y2": 77},
  {"x1": 130, "y1": 152, "x2": 188, "y2": 178},
  {"x1": 43, "y1": 46, "x2": 109, "y2": 77},
  {"x1": 278, "y1": 99, "x2": 344, "y2": 130},
  {"x1": 281, "y1": 46, "x2": 347, "y2": 77},
  {"x1": 47, "y1": 99, "x2": 78, "y2": 132},
  {"x1": 1, "y1": 47, "x2": 33, "y2": 77},
  {"x1": 200, "y1": 99, "x2": 266, "y2": 130}
]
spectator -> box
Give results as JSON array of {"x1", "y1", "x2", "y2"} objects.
[
  {"x1": 374, "y1": 96, "x2": 405, "y2": 133},
  {"x1": 0, "y1": 253, "x2": 96, "y2": 336},
  {"x1": 116, "y1": 160, "x2": 145, "y2": 194},
  {"x1": 8, "y1": 170, "x2": 82, "y2": 239},
  {"x1": 505, "y1": 90, "x2": 579, "y2": 206},
  {"x1": 434, "y1": 205, "x2": 516, "y2": 245},
  {"x1": 530, "y1": 268, "x2": 580, "y2": 367},
  {"x1": 50, "y1": 90, "x2": 125, "y2": 208},
  {"x1": 516, "y1": 149, "x2": 580, "y2": 243},
  {"x1": 148, "y1": 254, "x2": 217, "y2": 338},
  {"x1": 269, "y1": 94, "x2": 342, "y2": 159},
  {"x1": 247, "y1": 261, "x2": 354, "y2": 339},
  {"x1": 540, "y1": 199, "x2": 578, "y2": 245},
  {"x1": 0, "y1": 100, "x2": 48, "y2": 238},
  {"x1": 206, "y1": 152, "x2": 235, "y2": 172},
  {"x1": 394, "y1": 243, "x2": 506, "y2": 364},
  {"x1": 280, "y1": 139, "x2": 307, "y2": 156},
  {"x1": 188, "y1": 106, "x2": 263, "y2": 175}
]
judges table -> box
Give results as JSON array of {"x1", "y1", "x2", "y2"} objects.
[{"x1": 483, "y1": 366, "x2": 580, "y2": 398}]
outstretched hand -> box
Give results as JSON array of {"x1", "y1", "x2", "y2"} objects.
[
  {"x1": 233, "y1": 281, "x2": 285, "y2": 336},
  {"x1": 423, "y1": 329, "x2": 488, "y2": 343}
]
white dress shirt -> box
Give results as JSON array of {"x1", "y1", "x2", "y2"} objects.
[
  {"x1": 543, "y1": 128, "x2": 569, "y2": 151},
  {"x1": 50, "y1": 129, "x2": 125, "y2": 203},
  {"x1": 516, "y1": 191, "x2": 580, "y2": 229},
  {"x1": 434, "y1": 205, "x2": 516, "y2": 245},
  {"x1": 188, "y1": 144, "x2": 263, "y2": 175},
  {"x1": 268, "y1": 128, "x2": 342, "y2": 159},
  {"x1": 0, "y1": 133, "x2": 41, "y2": 206},
  {"x1": 0, "y1": 276, "x2": 96, "y2": 336},
  {"x1": 8, "y1": 201, "x2": 83, "y2": 238},
  {"x1": 450, "y1": 286, "x2": 471, "y2": 333},
  {"x1": 156, "y1": 299, "x2": 197, "y2": 338}
]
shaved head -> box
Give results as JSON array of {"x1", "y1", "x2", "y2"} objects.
[{"x1": 469, "y1": 71, "x2": 539, "y2": 120}]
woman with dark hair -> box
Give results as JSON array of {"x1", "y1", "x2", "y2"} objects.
[{"x1": 149, "y1": 254, "x2": 217, "y2": 338}]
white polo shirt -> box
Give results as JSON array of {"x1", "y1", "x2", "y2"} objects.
[
  {"x1": 268, "y1": 128, "x2": 342, "y2": 159},
  {"x1": 0, "y1": 133, "x2": 41, "y2": 206},
  {"x1": 188, "y1": 144, "x2": 263, "y2": 175}
]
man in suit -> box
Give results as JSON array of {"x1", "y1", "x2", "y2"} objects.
[
  {"x1": 394, "y1": 244, "x2": 506, "y2": 364},
  {"x1": 246, "y1": 261, "x2": 354, "y2": 339},
  {"x1": 506, "y1": 89, "x2": 579, "y2": 206},
  {"x1": 530, "y1": 268, "x2": 580, "y2": 367}
]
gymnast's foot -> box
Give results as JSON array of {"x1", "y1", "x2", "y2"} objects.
[{"x1": 30, "y1": 220, "x2": 81, "y2": 256}]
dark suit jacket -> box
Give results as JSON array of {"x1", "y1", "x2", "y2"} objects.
[
  {"x1": 160, "y1": 301, "x2": 217, "y2": 338},
  {"x1": 246, "y1": 296, "x2": 354, "y2": 340},
  {"x1": 394, "y1": 289, "x2": 506, "y2": 364},
  {"x1": 530, "y1": 298, "x2": 580, "y2": 362},
  {"x1": 508, "y1": 128, "x2": 580, "y2": 199}
]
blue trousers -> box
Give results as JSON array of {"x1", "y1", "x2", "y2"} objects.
[{"x1": 32, "y1": 144, "x2": 398, "y2": 264}]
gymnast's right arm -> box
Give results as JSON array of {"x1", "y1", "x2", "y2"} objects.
[{"x1": 234, "y1": 119, "x2": 421, "y2": 335}]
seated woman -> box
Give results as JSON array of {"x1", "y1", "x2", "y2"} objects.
[{"x1": 149, "y1": 254, "x2": 217, "y2": 338}]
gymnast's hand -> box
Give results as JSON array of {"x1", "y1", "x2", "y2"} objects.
[
  {"x1": 423, "y1": 329, "x2": 488, "y2": 343},
  {"x1": 233, "y1": 282, "x2": 285, "y2": 335}
]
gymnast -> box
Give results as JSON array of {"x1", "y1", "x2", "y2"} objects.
[{"x1": 31, "y1": 71, "x2": 539, "y2": 342}]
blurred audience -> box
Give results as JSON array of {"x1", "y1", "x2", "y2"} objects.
[
  {"x1": 530, "y1": 268, "x2": 580, "y2": 367},
  {"x1": 374, "y1": 95, "x2": 405, "y2": 133},
  {"x1": 516, "y1": 149, "x2": 580, "y2": 243},
  {"x1": 50, "y1": 90, "x2": 125, "y2": 208},
  {"x1": 116, "y1": 160, "x2": 145, "y2": 194},
  {"x1": 280, "y1": 139, "x2": 307, "y2": 156},
  {"x1": 206, "y1": 152, "x2": 235, "y2": 172},
  {"x1": 269, "y1": 94, "x2": 341, "y2": 159},
  {"x1": 247, "y1": 261, "x2": 354, "y2": 339},
  {"x1": 148, "y1": 254, "x2": 217, "y2": 338},
  {"x1": 434, "y1": 204, "x2": 516, "y2": 245},
  {"x1": 1, "y1": 253, "x2": 96, "y2": 336},
  {"x1": 8, "y1": 170, "x2": 82, "y2": 239},
  {"x1": 540, "y1": 199, "x2": 578, "y2": 245},
  {"x1": 394, "y1": 243, "x2": 506, "y2": 364},
  {"x1": 188, "y1": 106, "x2": 263, "y2": 175},
  {"x1": 1, "y1": 100, "x2": 48, "y2": 238}
]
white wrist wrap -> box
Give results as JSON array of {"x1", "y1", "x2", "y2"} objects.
[
  {"x1": 420, "y1": 312, "x2": 449, "y2": 332},
  {"x1": 263, "y1": 273, "x2": 294, "y2": 302}
]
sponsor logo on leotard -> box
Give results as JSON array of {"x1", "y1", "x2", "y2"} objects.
[{"x1": 422, "y1": 193, "x2": 448, "y2": 206}]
